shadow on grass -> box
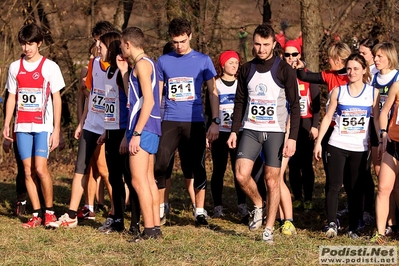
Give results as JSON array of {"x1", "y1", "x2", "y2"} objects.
[{"x1": 0, "y1": 180, "x2": 105, "y2": 229}]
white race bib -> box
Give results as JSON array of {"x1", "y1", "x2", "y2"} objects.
[
  {"x1": 248, "y1": 96, "x2": 276, "y2": 124},
  {"x1": 168, "y1": 77, "x2": 195, "y2": 101},
  {"x1": 91, "y1": 88, "x2": 106, "y2": 113},
  {"x1": 339, "y1": 109, "x2": 367, "y2": 134},
  {"x1": 17, "y1": 88, "x2": 43, "y2": 111}
]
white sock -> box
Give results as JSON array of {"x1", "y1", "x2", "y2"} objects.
[
  {"x1": 45, "y1": 210, "x2": 54, "y2": 214},
  {"x1": 160, "y1": 203, "x2": 165, "y2": 217},
  {"x1": 195, "y1": 208, "x2": 204, "y2": 216},
  {"x1": 88, "y1": 205, "x2": 94, "y2": 212}
]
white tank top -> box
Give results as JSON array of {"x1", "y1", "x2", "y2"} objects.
[
  {"x1": 83, "y1": 57, "x2": 106, "y2": 134},
  {"x1": 329, "y1": 84, "x2": 374, "y2": 152},
  {"x1": 216, "y1": 78, "x2": 238, "y2": 132},
  {"x1": 243, "y1": 70, "x2": 287, "y2": 132}
]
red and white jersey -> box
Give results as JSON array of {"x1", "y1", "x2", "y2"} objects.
[{"x1": 6, "y1": 56, "x2": 65, "y2": 133}]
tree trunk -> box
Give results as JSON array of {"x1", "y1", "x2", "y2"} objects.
[
  {"x1": 114, "y1": 0, "x2": 134, "y2": 31},
  {"x1": 300, "y1": 0, "x2": 323, "y2": 72},
  {"x1": 262, "y1": 0, "x2": 271, "y2": 24},
  {"x1": 37, "y1": 0, "x2": 75, "y2": 131}
]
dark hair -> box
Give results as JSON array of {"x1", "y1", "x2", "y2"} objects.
[
  {"x1": 253, "y1": 24, "x2": 275, "y2": 42},
  {"x1": 163, "y1": 41, "x2": 175, "y2": 55},
  {"x1": 359, "y1": 38, "x2": 379, "y2": 51},
  {"x1": 18, "y1": 24, "x2": 44, "y2": 44},
  {"x1": 92, "y1": 21, "x2": 116, "y2": 38},
  {"x1": 346, "y1": 53, "x2": 371, "y2": 84},
  {"x1": 122, "y1": 27, "x2": 145, "y2": 49},
  {"x1": 99, "y1": 31, "x2": 121, "y2": 66},
  {"x1": 168, "y1": 18, "x2": 192, "y2": 37}
]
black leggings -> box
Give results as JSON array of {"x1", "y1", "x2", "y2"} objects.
[
  {"x1": 210, "y1": 131, "x2": 247, "y2": 206},
  {"x1": 105, "y1": 129, "x2": 139, "y2": 227},
  {"x1": 155, "y1": 121, "x2": 207, "y2": 190},
  {"x1": 288, "y1": 122, "x2": 315, "y2": 201},
  {"x1": 326, "y1": 145, "x2": 367, "y2": 231}
]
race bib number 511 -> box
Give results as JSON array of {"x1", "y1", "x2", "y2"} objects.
[{"x1": 168, "y1": 77, "x2": 195, "y2": 101}]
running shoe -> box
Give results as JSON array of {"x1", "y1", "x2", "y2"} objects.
[
  {"x1": 370, "y1": 232, "x2": 387, "y2": 245},
  {"x1": 48, "y1": 213, "x2": 78, "y2": 228},
  {"x1": 281, "y1": 220, "x2": 297, "y2": 236},
  {"x1": 237, "y1": 204, "x2": 250, "y2": 225},
  {"x1": 98, "y1": 217, "x2": 114, "y2": 232},
  {"x1": 14, "y1": 201, "x2": 27, "y2": 216},
  {"x1": 213, "y1": 205, "x2": 225, "y2": 218},
  {"x1": 43, "y1": 212, "x2": 57, "y2": 227},
  {"x1": 77, "y1": 206, "x2": 96, "y2": 220},
  {"x1": 323, "y1": 218, "x2": 341, "y2": 232},
  {"x1": 195, "y1": 214, "x2": 208, "y2": 226},
  {"x1": 325, "y1": 221, "x2": 338, "y2": 238},
  {"x1": 22, "y1": 215, "x2": 42, "y2": 228},
  {"x1": 385, "y1": 226, "x2": 396, "y2": 237},
  {"x1": 249, "y1": 205, "x2": 264, "y2": 231},
  {"x1": 262, "y1": 228, "x2": 274, "y2": 244},
  {"x1": 348, "y1": 231, "x2": 360, "y2": 239}
]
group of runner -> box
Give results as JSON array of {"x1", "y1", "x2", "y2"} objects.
[{"x1": 2, "y1": 18, "x2": 399, "y2": 244}]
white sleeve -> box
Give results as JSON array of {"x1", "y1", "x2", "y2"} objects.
[
  {"x1": 6, "y1": 61, "x2": 20, "y2": 94},
  {"x1": 43, "y1": 60, "x2": 66, "y2": 94}
]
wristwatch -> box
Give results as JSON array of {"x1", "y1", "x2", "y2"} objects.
[
  {"x1": 133, "y1": 131, "x2": 142, "y2": 137},
  {"x1": 212, "y1": 117, "x2": 221, "y2": 125},
  {"x1": 379, "y1": 129, "x2": 387, "y2": 138}
]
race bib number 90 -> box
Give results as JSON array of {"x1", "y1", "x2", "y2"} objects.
[
  {"x1": 17, "y1": 88, "x2": 42, "y2": 111},
  {"x1": 168, "y1": 77, "x2": 195, "y2": 101}
]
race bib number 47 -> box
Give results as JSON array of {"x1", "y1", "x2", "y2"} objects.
[{"x1": 168, "y1": 77, "x2": 195, "y2": 101}]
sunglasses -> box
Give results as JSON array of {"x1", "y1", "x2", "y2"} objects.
[{"x1": 284, "y1": 52, "x2": 299, "y2": 57}]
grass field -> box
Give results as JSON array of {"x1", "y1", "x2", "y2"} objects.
[{"x1": 0, "y1": 152, "x2": 398, "y2": 265}]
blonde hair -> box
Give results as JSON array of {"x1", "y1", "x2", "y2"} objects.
[
  {"x1": 372, "y1": 42, "x2": 399, "y2": 70},
  {"x1": 327, "y1": 42, "x2": 351, "y2": 64}
]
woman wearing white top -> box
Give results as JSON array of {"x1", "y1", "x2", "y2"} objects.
[{"x1": 314, "y1": 53, "x2": 380, "y2": 239}]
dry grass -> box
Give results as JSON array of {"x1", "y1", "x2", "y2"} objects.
[{"x1": 0, "y1": 151, "x2": 397, "y2": 265}]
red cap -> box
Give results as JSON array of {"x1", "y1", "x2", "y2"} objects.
[
  {"x1": 219, "y1": 50, "x2": 240, "y2": 67},
  {"x1": 285, "y1": 40, "x2": 302, "y2": 54}
]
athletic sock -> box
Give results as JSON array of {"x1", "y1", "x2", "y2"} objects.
[
  {"x1": 33, "y1": 209, "x2": 42, "y2": 218},
  {"x1": 67, "y1": 209, "x2": 77, "y2": 219},
  {"x1": 195, "y1": 208, "x2": 204, "y2": 216}
]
